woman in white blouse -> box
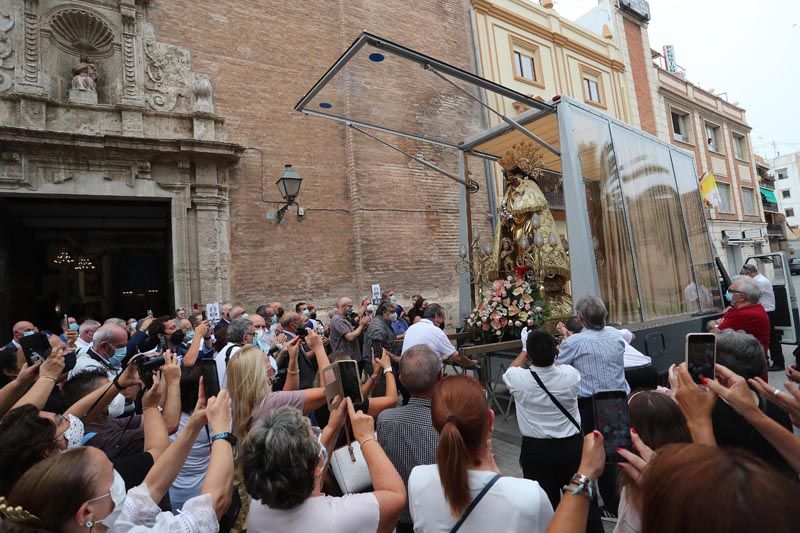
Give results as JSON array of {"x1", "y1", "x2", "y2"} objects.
[
  {"x1": 409, "y1": 374, "x2": 554, "y2": 532},
  {"x1": 0, "y1": 389, "x2": 233, "y2": 532}
]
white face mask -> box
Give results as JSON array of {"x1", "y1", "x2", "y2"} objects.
[
  {"x1": 97, "y1": 469, "x2": 127, "y2": 526},
  {"x1": 108, "y1": 393, "x2": 126, "y2": 418},
  {"x1": 63, "y1": 414, "x2": 85, "y2": 450}
]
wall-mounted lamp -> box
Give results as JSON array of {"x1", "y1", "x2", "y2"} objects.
[{"x1": 275, "y1": 164, "x2": 303, "y2": 223}]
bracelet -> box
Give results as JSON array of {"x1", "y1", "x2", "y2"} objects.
[
  {"x1": 562, "y1": 473, "x2": 594, "y2": 500},
  {"x1": 359, "y1": 437, "x2": 378, "y2": 447},
  {"x1": 383, "y1": 367, "x2": 393, "y2": 374},
  {"x1": 287, "y1": 368, "x2": 300, "y2": 375},
  {"x1": 112, "y1": 377, "x2": 124, "y2": 390},
  {"x1": 40, "y1": 376, "x2": 56, "y2": 383}
]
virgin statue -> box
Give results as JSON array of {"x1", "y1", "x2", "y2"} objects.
[{"x1": 491, "y1": 142, "x2": 570, "y2": 281}]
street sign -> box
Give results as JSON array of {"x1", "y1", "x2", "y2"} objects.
[
  {"x1": 371, "y1": 283, "x2": 381, "y2": 305},
  {"x1": 206, "y1": 302, "x2": 221, "y2": 324},
  {"x1": 743, "y1": 228, "x2": 763, "y2": 239},
  {"x1": 663, "y1": 45, "x2": 677, "y2": 73}
]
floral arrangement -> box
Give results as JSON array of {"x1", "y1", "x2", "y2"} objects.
[{"x1": 466, "y1": 276, "x2": 550, "y2": 342}]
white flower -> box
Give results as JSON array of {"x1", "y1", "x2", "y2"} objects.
[
  {"x1": 496, "y1": 330, "x2": 503, "y2": 336},
  {"x1": 514, "y1": 321, "x2": 522, "y2": 327}
]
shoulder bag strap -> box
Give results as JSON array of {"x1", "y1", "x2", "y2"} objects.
[
  {"x1": 450, "y1": 474, "x2": 502, "y2": 533},
  {"x1": 530, "y1": 369, "x2": 582, "y2": 432},
  {"x1": 224, "y1": 344, "x2": 237, "y2": 365}
]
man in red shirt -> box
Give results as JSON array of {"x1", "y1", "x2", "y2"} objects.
[{"x1": 708, "y1": 276, "x2": 770, "y2": 377}]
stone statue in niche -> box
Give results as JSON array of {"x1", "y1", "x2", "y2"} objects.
[{"x1": 71, "y1": 54, "x2": 97, "y2": 92}]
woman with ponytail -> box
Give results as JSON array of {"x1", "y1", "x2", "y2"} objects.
[{"x1": 408, "y1": 374, "x2": 554, "y2": 532}]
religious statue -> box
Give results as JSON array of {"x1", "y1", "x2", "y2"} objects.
[
  {"x1": 499, "y1": 237, "x2": 515, "y2": 276},
  {"x1": 491, "y1": 142, "x2": 570, "y2": 280},
  {"x1": 71, "y1": 54, "x2": 97, "y2": 92}
]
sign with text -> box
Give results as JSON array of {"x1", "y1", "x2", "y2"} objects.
[
  {"x1": 206, "y1": 302, "x2": 221, "y2": 324},
  {"x1": 371, "y1": 284, "x2": 382, "y2": 305},
  {"x1": 663, "y1": 45, "x2": 677, "y2": 73},
  {"x1": 742, "y1": 228, "x2": 764, "y2": 240}
]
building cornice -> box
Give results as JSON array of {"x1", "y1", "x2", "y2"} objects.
[
  {"x1": 471, "y1": 0, "x2": 626, "y2": 72},
  {"x1": 659, "y1": 89, "x2": 751, "y2": 131}
]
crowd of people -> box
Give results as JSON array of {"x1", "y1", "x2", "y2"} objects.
[{"x1": 1, "y1": 274, "x2": 800, "y2": 532}]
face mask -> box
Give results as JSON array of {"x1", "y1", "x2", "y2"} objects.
[
  {"x1": 184, "y1": 331, "x2": 195, "y2": 343},
  {"x1": 170, "y1": 330, "x2": 185, "y2": 345},
  {"x1": 108, "y1": 393, "x2": 126, "y2": 418},
  {"x1": 241, "y1": 313, "x2": 249, "y2": 320},
  {"x1": 68, "y1": 322, "x2": 79, "y2": 332},
  {"x1": 302, "y1": 309, "x2": 311, "y2": 318},
  {"x1": 110, "y1": 345, "x2": 126, "y2": 367},
  {"x1": 345, "y1": 306, "x2": 354, "y2": 314},
  {"x1": 390, "y1": 295, "x2": 397, "y2": 304},
  {"x1": 388, "y1": 312, "x2": 398, "y2": 322},
  {"x1": 63, "y1": 414, "x2": 85, "y2": 449},
  {"x1": 270, "y1": 315, "x2": 277, "y2": 325},
  {"x1": 97, "y1": 470, "x2": 127, "y2": 527},
  {"x1": 129, "y1": 321, "x2": 137, "y2": 331},
  {"x1": 22, "y1": 330, "x2": 35, "y2": 337},
  {"x1": 725, "y1": 290, "x2": 736, "y2": 303}
]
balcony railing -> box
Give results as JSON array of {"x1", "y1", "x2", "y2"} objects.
[
  {"x1": 763, "y1": 199, "x2": 780, "y2": 213},
  {"x1": 767, "y1": 223, "x2": 785, "y2": 237}
]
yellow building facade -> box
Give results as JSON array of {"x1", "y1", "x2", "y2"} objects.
[{"x1": 470, "y1": 0, "x2": 633, "y2": 124}]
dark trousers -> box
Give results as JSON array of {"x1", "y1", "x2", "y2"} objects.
[
  {"x1": 395, "y1": 522, "x2": 413, "y2": 533},
  {"x1": 624, "y1": 363, "x2": 659, "y2": 392},
  {"x1": 578, "y1": 397, "x2": 620, "y2": 514},
  {"x1": 767, "y1": 310, "x2": 785, "y2": 367},
  {"x1": 520, "y1": 434, "x2": 604, "y2": 533}
]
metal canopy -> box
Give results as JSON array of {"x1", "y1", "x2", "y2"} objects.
[{"x1": 294, "y1": 32, "x2": 557, "y2": 160}]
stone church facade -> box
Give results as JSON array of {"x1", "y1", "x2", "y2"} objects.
[{"x1": 0, "y1": 0, "x2": 490, "y2": 323}]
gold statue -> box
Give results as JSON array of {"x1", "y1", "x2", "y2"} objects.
[{"x1": 491, "y1": 143, "x2": 570, "y2": 279}]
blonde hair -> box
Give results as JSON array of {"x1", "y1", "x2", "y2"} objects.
[{"x1": 227, "y1": 345, "x2": 271, "y2": 441}]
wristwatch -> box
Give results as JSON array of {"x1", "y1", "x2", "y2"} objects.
[
  {"x1": 383, "y1": 367, "x2": 393, "y2": 374},
  {"x1": 211, "y1": 432, "x2": 238, "y2": 446},
  {"x1": 562, "y1": 473, "x2": 594, "y2": 499}
]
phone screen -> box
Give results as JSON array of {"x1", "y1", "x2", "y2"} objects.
[
  {"x1": 593, "y1": 392, "x2": 632, "y2": 463},
  {"x1": 339, "y1": 361, "x2": 362, "y2": 404},
  {"x1": 371, "y1": 339, "x2": 383, "y2": 360},
  {"x1": 20, "y1": 333, "x2": 51, "y2": 366},
  {"x1": 686, "y1": 334, "x2": 716, "y2": 384},
  {"x1": 200, "y1": 359, "x2": 220, "y2": 398},
  {"x1": 159, "y1": 336, "x2": 168, "y2": 352}
]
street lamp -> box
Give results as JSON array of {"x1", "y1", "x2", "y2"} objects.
[{"x1": 275, "y1": 164, "x2": 303, "y2": 223}]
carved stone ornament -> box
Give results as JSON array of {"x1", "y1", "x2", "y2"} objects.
[
  {"x1": 48, "y1": 9, "x2": 116, "y2": 58},
  {"x1": 0, "y1": 12, "x2": 13, "y2": 93},
  {"x1": 143, "y1": 40, "x2": 190, "y2": 112}
]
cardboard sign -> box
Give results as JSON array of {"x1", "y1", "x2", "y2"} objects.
[
  {"x1": 371, "y1": 284, "x2": 381, "y2": 305},
  {"x1": 206, "y1": 302, "x2": 221, "y2": 324}
]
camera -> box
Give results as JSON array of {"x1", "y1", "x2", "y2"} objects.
[
  {"x1": 296, "y1": 327, "x2": 308, "y2": 338},
  {"x1": 137, "y1": 354, "x2": 166, "y2": 389}
]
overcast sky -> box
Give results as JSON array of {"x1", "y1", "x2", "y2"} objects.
[{"x1": 555, "y1": 0, "x2": 800, "y2": 159}]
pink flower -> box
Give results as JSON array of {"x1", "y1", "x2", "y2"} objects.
[
  {"x1": 525, "y1": 303, "x2": 531, "y2": 310},
  {"x1": 493, "y1": 280, "x2": 504, "y2": 292},
  {"x1": 514, "y1": 321, "x2": 522, "y2": 327},
  {"x1": 527, "y1": 319, "x2": 534, "y2": 326},
  {"x1": 534, "y1": 306, "x2": 543, "y2": 313}
]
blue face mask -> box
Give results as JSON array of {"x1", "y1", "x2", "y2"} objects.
[
  {"x1": 185, "y1": 331, "x2": 195, "y2": 343},
  {"x1": 110, "y1": 346, "x2": 126, "y2": 366},
  {"x1": 302, "y1": 309, "x2": 311, "y2": 318},
  {"x1": 68, "y1": 322, "x2": 79, "y2": 332},
  {"x1": 270, "y1": 315, "x2": 277, "y2": 325},
  {"x1": 22, "y1": 330, "x2": 35, "y2": 337},
  {"x1": 130, "y1": 321, "x2": 138, "y2": 331},
  {"x1": 725, "y1": 290, "x2": 734, "y2": 303}
]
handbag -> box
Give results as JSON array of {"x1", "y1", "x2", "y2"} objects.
[
  {"x1": 329, "y1": 420, "x2": 372, "y2": 494},
  {"x1": 530, "y1": 369, "x2": 582, "y2": 432}
]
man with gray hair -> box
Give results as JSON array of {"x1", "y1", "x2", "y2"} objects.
[
  {"x1": 215, "y1": 316, "x2": 254, "y2": 387},
  {"x1": 70, "y1": 323, "x2": 128, "y2": 380},
  {"x1": 741, "y1": 263, "x2": 783, "y2": 370},
  {"x1": 75, "y1": 319, "x2": 101, "y2": 352},
  {"x1": 377, "y1": 344, "x2": 442, "y2": 533},
  {"x1": 556, "y1": 294, "x2": 627, "y2": 518},
  {"x1": 708, "y1": 276, "x2": 770, "y2": 375}
]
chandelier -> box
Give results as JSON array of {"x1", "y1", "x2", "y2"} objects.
[
  {"x1": 53, "y1": 249, "x2": 74, "y2": 265},
  {"x1": 517, "y1": 213, "x2": 570, "y2": 290},
  {"x1": 455, "y1": 227, "x2": 495, "y2": 301},
  {"x1": 74, "y1": 257, "x2": 96, "y2": 271}
]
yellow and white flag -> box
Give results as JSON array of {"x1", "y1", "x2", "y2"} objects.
[{"x1": 699, "y1": 171, "x2": 720, "y2": 208}]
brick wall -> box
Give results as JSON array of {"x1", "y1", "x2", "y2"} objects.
[
  {"x1": 146, "y1": 0, "x2": 492, "y2": 314},
  {"x1": 621, "y1": 17, "x2": 656, "y2": 136}
]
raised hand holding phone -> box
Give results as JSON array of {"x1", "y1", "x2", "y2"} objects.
[
  {"x1": 685, "y1": 333, "x2": 716, "y2": 384},
  {"x1": 592, "y1": 390, "x2": 632, "y2": 463}
]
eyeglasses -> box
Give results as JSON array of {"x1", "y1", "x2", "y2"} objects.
[{"x1": 311, "y1": 426, "x2": 328, "y2": 468}]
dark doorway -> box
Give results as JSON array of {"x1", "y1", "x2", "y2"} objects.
[{"x1": 0, "y1": 196, "x2": 172, "y2": 337}]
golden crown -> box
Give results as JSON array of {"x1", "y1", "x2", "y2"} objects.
[
  {"x1": 498, "y1": 142, "x2": 545, "y2": 179},
  {"x1": 0, "y1": 496, "x2": 40, "y2": 525}
]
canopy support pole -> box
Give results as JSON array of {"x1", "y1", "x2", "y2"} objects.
[
  {"x1": 425, "y1": 66, "x2": 561, "y2": 157},
  {"x1": 349, "y1": 125, "x2": 479, "y2": 192}
]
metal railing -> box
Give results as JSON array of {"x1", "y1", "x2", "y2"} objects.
[{"x1": 767, "y1": 223, "x2": 785, "y2": 237}]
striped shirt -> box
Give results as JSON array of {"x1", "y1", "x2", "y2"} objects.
[
  {"x1": 557, "y1": 326, "x2": 629, "y2": 398},
  {"x1": 376, "y1": 397, "x2": 439, "y2": 526}
]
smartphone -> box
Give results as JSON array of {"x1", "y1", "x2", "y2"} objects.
[
  {"x1": 323, "y1": 360, "x2": 364, "y2": 409},
  {"x1": 371, "y1": 339, "x2": 383, "y2": 360},
  {"x1": 20, "y1": 332, "x2": 52, "y2": 366},
  {"x1": 159, "y1": 335, "x2": 168, "y2": 352},
  {"x1": 296, "y1": 327, "x2": 308, "y2": 339},
  {"x1": 147, "y1": 309, "x2": 153, "y2": 318},
  {"x1": 592, "y1": 390, "x2": 632, "y2": 463},
  {"x1": 200, "y1": 359, "x2": 221, "y2": 398},
  {"x1": 686, "y1": 333, "x2": 716, "y2": 384}
]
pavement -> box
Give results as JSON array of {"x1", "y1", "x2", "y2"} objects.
[{"x1": 486, "y1": 345, "x2": 798, "y2": 531}]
